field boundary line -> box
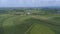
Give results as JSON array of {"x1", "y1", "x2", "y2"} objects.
[{"x1": 25, "y1": 24, "x2": 35, "y2": 34}]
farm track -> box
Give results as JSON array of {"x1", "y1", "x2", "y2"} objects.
[{"x1": 25, "y1": 23, "x2": 35, "y2": 34}]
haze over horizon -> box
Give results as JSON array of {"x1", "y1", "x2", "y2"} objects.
[{"x1": 0, "y1": 0, "x2": 60, "y2": 7}]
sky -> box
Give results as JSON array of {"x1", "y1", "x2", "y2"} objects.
[{"x1": 0, "y1": 0, "x2": 60, "y2": 7}]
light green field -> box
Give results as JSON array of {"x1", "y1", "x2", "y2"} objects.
[{"x1": 30, "y1": 23, "x2": 55, "y2": 34}]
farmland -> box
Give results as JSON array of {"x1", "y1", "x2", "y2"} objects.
[{"x1": 0, "y1": 8, "x2": 60, "y2": 34}]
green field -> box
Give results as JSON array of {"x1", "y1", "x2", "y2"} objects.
[
  {"x1": 0, "y1": 9, "x2": 60, "y2": 34},
  {"x1": 0, "y1": 13, "x2": 60, "y2": 34}
]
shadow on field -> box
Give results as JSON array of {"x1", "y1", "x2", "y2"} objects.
[{"x1": 0, "y1": 24, "x2": 4, "y2": 34}]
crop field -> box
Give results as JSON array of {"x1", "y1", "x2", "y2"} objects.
[{"x1": 0, "y1": 14, "x2": 60, "y2": 34}]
